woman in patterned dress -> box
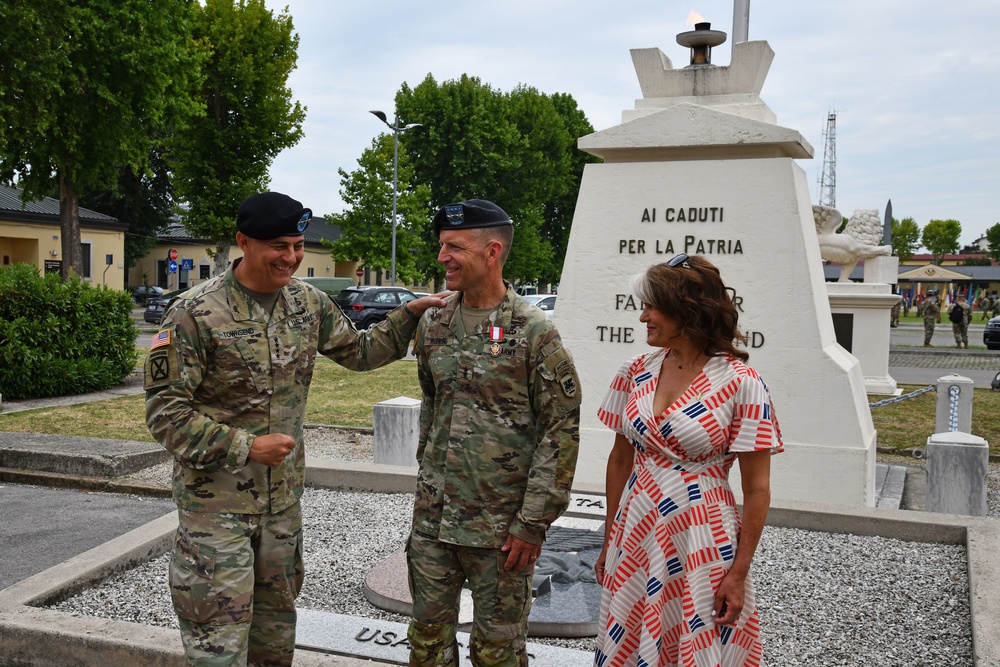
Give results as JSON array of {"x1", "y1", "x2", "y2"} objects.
[{"x1": 593, "y1": 255, "x2": 783, "y2": 667}]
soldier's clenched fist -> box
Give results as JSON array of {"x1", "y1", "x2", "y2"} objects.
[{"x1": 248, "y1": 434, "x2": 296, "y2": 467}]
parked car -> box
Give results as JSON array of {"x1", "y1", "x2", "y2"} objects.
[
  {"x1": 334, "y1": 286, "x2": 417, "y2": 329},
  {"x1": 298, "y1": 276, "x2": 355, "y2": 300},
  {"x1": 143, "y1": 290, "x2": 186, "y2": 325},
  {"x1": 522, "y1": 293, "x2": 556, "y2": 320},
  {"x1": 130, "y1": 285, "x2": 163, "y2": 304},
  {"x1": 984, "y1": 315, "x2": 1000, "y2": 350}
]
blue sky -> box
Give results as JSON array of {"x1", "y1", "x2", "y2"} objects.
[{"x1": 264, "y1": 0, "x2": 1000, "y2": 249}]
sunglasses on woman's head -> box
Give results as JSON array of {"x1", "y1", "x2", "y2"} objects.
[{"x1": 667, "y1": 253, "x2": 691, "y2": 268}]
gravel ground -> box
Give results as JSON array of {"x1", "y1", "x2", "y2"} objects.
[{"x1": 53, "y1": 428, "x2": 998, "y2": 665}]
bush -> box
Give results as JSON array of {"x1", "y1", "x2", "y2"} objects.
[{"x1": 0, "y1": 263, "x2": 139, "y2": 399}]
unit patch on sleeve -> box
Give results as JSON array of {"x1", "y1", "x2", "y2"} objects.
[{"x1": 144, "y1": 347, "x2": 181, "y2": 389}]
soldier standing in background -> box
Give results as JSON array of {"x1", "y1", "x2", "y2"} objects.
[
  {"x1": 144, "y1": 192, "x2": 444, "y2": 667},
  {"x1": 890, "y1": 294, "x2": 901, "y2": 327},
  {"x1": 950, "y1": 294, "x2": 973, "y2": 348},
  {"x1": 983, "y1": 294, "x2": 995, "y2": 322},
  {"x1": 923, "y1": 290, "x2": 941, "y2": 347},
  {"x1": 407, "y1": 199, "x2": 581, "y2": 666}
]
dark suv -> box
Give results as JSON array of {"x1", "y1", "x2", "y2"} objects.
[
  {"x1": 335, "y1": 286, "x2": 417, "y2": 329},
  {"x1": 984, "y1": 315, "x2": 1000, "y2": 350}
]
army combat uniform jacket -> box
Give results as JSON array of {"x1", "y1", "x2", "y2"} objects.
[
  {"x1": 412, "y1": 285, "x2": 581, "y2": 549},
  {"x1": 145, "y1": 261, "x2": 417, "y2": 514}
]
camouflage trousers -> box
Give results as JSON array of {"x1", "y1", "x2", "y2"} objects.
[
  {"x1": 923, "y1": 320, "x2": 936, "y2": 345},
  {"x1": 406, "y1": 532, "x2": 533, "y2": 667},
  {"x1": 953, "y1": 322, "x2": 969, "y2": 345},
  {"x1": 170, "y1": 503, "x2": 304, "y2": 667}
]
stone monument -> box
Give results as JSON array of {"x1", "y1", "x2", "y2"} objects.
[
  {"x1": 555, "y1": 22, "x2": 877, "y2": 506},
  {"x1": 817, "y1": 206, "x2": 901, "y2": 394}
]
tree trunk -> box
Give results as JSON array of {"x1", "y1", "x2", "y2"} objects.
[
  {"x1": 214, "y1": 241, "x2": 231, "y2": 276},
  {"x1": 59, "y1": 166, "x2": 83, "y2": 280}
]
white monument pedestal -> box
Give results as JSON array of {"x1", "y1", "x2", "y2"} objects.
[
  {"x1": 827, "y1": 282, "x2": 900, "y2": 395},
  {"x1": 556, "y1": 39, "x2": 876, "y2": 506}
]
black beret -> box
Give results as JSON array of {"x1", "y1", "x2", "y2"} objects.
[
  {"x1": 236, "y1": 192, "x2": 312, "y2": 240},
  {"x1": 432, "y1": 199, "x2": 511, "y2": 236}
]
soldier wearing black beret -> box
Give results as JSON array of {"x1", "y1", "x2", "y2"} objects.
[
  {"x1": 431, "y1": 198, "x2": 512, "y2": 235},
  {"x1": 237, "y1": 191, "x2": 312, "y2": 240},
  {"x1": 406, "y1": 198, "x2": 581, "y2": 665},
  {"x1": 146, "y1": 191, "x2": 447, "y2": 666}
]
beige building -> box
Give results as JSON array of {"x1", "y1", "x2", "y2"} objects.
[
  {"x1": 0, "y1": 185, "x2": 127, "y2": 288},
  {"x1": 131, "y1": 219, "x2": 367, "y2": 292}
]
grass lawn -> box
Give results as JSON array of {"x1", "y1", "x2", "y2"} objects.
[
  {"x1": 0, "y1": 357, "x2": 422, "y2": 439},
  {"x1": 870, "y1": 384, "x2": 1000, "y2": 454},
  {"x1": 1, "y1": 361, "x2": 996, "y2": 456}
]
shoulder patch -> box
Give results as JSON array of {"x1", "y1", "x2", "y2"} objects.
[
  {"x1": 144, "y1": 347, "x2": 181, "y2": 389},
  {"x1": 150, "y1": 329, "x2": 171, "y2": 350}
]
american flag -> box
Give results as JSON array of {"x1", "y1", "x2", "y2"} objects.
[{"x1": 150, "y1": 330, "x2": 171, "y2": 350}]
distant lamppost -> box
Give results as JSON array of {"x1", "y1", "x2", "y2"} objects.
[{"x1": 370, "y1": 110, "x2": 421, "y2": 286}]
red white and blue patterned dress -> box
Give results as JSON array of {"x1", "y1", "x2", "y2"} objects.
[{"x1": 594, "y1": 349, "x2": 783, "y2": 667}]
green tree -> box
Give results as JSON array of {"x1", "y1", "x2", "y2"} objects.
[
  {"x1": 324, "y1": 134, "x2": 432, "y2": 285},
  {"x1": 0, "y1": 0, "x2": 202, "y2": 280},
  {"x1": 984, "y1": 223, "x2": 1000, "y2": 263},
  {"x1": 78, "y1": 145, "x2": 177, "y2": 273},
  {"x1": 169, "y1": 0, "x2": 306, "y2": 275},
  {"x1": 394, "y1": 75, "x2": 593, "y2": 285},
  {"x1": 542, "y1": 93, "x2": 598, "y2": 286},
  {"x1": 921, "y1": 219, "x2": 962, "y2": 265},
  {"x1": 891, "y1": 217, "x2": 921, "y2": 263}
]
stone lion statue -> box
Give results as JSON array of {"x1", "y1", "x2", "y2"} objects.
[{"x1": 813, "y1": 205, "x2": 892, "y2": 282}]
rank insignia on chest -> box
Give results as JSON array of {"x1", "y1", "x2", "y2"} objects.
[
  {"x1": 488, "y1": 326, "x2": 503, "y2": 341},
  {"x1": 489, "y1": 341, "x2": 502, "y2": 357}
]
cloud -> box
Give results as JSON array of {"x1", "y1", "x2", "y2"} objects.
[{"x1": 266, "y1": 0, "x2": 1000, "y2": 244}]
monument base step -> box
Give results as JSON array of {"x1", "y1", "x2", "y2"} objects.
[
  {"x1": 875, "y1": 463, "x2": 907, "y2": 509},
  {"x1": 0, "y1": 432, "x2": 168, "y2": 477},
  {"x1": 295, "y1": 610, "x2": 593, "y2": 666}
]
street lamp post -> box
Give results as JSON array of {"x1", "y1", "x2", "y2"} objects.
[{"x1": 370, "y1": 110, "x2": 421, "y2": 286}]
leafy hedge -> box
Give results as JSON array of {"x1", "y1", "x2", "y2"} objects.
[{"x1": 0, "y1": 263, "x2": 138, "y2": 399}]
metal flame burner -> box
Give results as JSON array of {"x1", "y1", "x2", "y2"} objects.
[{"x1": 676, "y1": 21, "x2": 728, "y2": 67}]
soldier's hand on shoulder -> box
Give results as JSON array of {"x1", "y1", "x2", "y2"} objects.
[
  {"x1": 248, "y1": 433, "x2": 296, "y2": 467},
  {"x1": 406, "y1": 293, "x2": 452, "y2": 318}
]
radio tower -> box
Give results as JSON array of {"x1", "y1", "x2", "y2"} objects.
[{"x1": 817, "y1": 111, "x2": 837, "y2": 207}]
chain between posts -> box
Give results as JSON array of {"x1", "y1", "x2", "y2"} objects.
[{"x1": 868, "y1": 384, "x2": 936, "y2": 409}]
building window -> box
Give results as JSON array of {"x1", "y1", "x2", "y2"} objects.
[
  {"x1": 200, "y1": 264, "x2": 210, "y2": 280},
  {"x1": 80, "y1": 242, "x2": 92, "y2": 279},
  {"x1": 307, "y1": 267, "x2": 315, "y2": 277}
]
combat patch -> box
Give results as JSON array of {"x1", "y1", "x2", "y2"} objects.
[{"x1": 144, "y1": 348, "x2": 181, "y2": 389}]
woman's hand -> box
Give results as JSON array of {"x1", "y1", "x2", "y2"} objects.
[
  {"x1": 594, "y1": 546, "x2": 608, "y2": 585},
  {"x1": 712, "y1": 571, "x2": 746, "y2": 625}
]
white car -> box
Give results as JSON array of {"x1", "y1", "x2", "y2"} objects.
[{"x1": 522, "y1": 293, "x2": 556, "y2": 319}]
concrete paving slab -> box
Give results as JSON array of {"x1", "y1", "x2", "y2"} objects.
[
  {"x1": 0, "y1": 432, "x2": 168, "y2": 477},
  {"x1": 0, "y1": 484, "x2": 174, "y2": 590}
]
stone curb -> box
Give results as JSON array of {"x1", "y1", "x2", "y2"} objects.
[{"x1": 1, "y1": 460, "x2": 997, "y2": 667}]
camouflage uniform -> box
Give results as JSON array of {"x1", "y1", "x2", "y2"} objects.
[
  {"x1": 407, "y1": 285, "x2": 581, "y2": 666},
  {"x1": 890, "y1": 297, "x2": 901, "y2": 327},
  {"x1": 145, "y1": 259, "x2": 417, "y2": 666},
  {"x1": 922, "y1": 296, "x2": 940, "y2": 346},
  {"x1": 950, "y1": 300, "x2": 972, "y2": 348}
]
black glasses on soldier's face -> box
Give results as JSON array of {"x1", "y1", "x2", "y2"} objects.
[{"x1": 667, "y1": 253, "x2": 691, "y2": 268}]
